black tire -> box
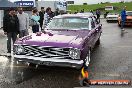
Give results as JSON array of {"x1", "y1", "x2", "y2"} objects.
[
  {"x1": 79, "y1": 78, "x2": 90, "y2": 87},
  {"x1": 96, "y1": 38, "x2": 100, "y2": 45},
  {"x1": 107, "y1": 20, "x2": 109, "y2": 23},
  {"x1": 84, "y1": 49, "x2": 91, "y2": 67},
  {"x1": 29, "y1": 63, "x2": 36, "y2": 67}
]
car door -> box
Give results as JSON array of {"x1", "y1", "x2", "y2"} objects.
[
  {"x1": 91, "y1": 16, "x2": 102, "y2": 45},
  {"x1": 87, "y1": 17, "x2": 96, "y2": 48}
]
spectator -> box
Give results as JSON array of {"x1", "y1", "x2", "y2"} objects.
[
  {"x1": 90, "y1": 10, "x2": 94, "y2": 15},
  {"x1": 48, "y1": 10, "x2": 55, "y2": 18},
  {"x1": 39, "y1": 7, "x2": 45, "y2": 31},
  {"x1": 54, "y1": 8, "x2": 60, "y2": 16},
  {"x1": 31, "y1": 9, "x2": 40, "y2": 33},
  {"x1": 82, "y1": 9, "x2": 84, "y2": 12},
  {"x1": 121, "y1": 6, "x2": 127, "y2": 31},
  {"x1": 104, "y1": 11, "x2": 109, "y2": 18},
  {"x1": 74, "y1": 10, "x2": 79, "y2": 14},
  {"x1": 96, "y1": 9, "x2": 101, "y2": 23},
  {"x1": 17, "y1": 7, "x2": 29, "y2": 38},
  {"x1": 44, "y1": 7, "x2": 52, "y2": 28},
  {"x1": 80, "y1": 9, "x2": 84, "y2": 13},
  {"x1": 3, "y1": 7, "x2": 19, "y2": 56}
]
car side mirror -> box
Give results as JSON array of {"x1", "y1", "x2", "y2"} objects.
[{"x1": 95, "y1": 28, "x2": 99, "y2": 31}]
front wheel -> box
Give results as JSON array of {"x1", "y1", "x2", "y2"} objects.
[
  {"x1": 96, "y1": 38, "x2": 100, "y2": 45},
  {"x1": 29, "y1": 63, "x2": 36, "y2": 67},
  {"x1": 85, "y1": 50, "x2": 91, "y2": 67},
  {"x1": 106, "y1": 20, "x2": 109, "y2": 23}
]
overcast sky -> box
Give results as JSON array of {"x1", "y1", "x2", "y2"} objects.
[{"x1": 9, "y1": 0, "x2": 132, "y2": 4}]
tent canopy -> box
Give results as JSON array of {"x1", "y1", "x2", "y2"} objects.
[{"x1": 0, "y1": 0, "x2": 19, "y2": 7}]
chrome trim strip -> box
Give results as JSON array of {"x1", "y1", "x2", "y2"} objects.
[
  {"x1": 14, "y1": 44, "x2": 81, "y2": 50},
  {"x1": 14, "y1": 55, "x2": 83, "y2": 64}
]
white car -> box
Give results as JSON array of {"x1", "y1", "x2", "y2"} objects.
[
  {"x1": 77, "y1": 12, "x2": 94, "y2": 16},
  {"x1": 106, "y1": 13, "x2": 119, "y2": 22}
]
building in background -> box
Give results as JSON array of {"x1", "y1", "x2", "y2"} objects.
[
  {"x1": 0, "y1": 0, "x2": 36, "y2": 28},
  {"x1": 14, "y1": 0, "x2": 35, "y2": 7},
  {"x1": 66, "y1": 0, "x2": 87, "y2": 5},
  {"x1": 37, "y1": 0, "x2": 67, "y2": 12},
  {"x1": 0, "y1": 10, "x2": 4, "y2": 28},
  {"x1": 0, "y1": 0, "x2": 19, "y2": 28},
  {"x1": 14, "y1": 0, "x2": 36, "y2": 17}
]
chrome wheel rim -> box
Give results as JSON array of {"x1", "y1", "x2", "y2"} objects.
[{"x1": 85, "y1": 50, "x2": 91, "y2": 66}]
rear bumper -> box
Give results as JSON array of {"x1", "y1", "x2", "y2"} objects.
[
  {"x1": 14, "y1": 55, "x2": 83, "y2": 69},
  {"x1": 125, "y1": 22, "x2": 132, "y2": 26}
]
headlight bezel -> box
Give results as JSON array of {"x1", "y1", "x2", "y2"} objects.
[
  {"x1": 14, "y1": 45, "x2": 25, "y2": 54},
  {"x1": 69, "y1": 48, "x2": 81, "y2": 60}
]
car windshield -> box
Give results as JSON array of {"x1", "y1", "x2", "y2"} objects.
[
  {"x1": 46, "y1": 17, "x2": 89, "y2": 30},
  {"x1": 126, "y1": 12, "x2": 132, "y2": 16},
  {"x1": 108, "y1": 13, "x2": 118, "y2": 15},
  {"x1": 77, "y1": 12, "x2": 93, "y2": 16}
]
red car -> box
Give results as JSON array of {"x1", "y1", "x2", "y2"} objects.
[{"x1": 118, "y1": 11, "x2": 132, "y2": 26}]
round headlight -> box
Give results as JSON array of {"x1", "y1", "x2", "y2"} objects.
[
  {"x1": 15, "y1": 45, "x2": 24, "y2": 54},
  {"x1": 69, "y1": 48, "x2": 80, "y2": 59}
]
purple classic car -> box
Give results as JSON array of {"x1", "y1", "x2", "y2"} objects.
[{"x1": 13, "y1": 14, "x2": 102, "y2": 69}]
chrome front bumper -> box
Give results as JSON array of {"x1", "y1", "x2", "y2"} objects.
[{"x1": 14, "y1": 55, "x2": 84, "y2": 69}]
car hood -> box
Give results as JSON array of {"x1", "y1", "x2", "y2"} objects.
[
  {"x1": 126, "y1": 16, "x2": 132, "y2": 19},
  {"x1": 118, "y1": 16, "x2": 132, "y2": 19},
  {"x1": 16, "y1": 30, "x2": 90, "y2": 49}
]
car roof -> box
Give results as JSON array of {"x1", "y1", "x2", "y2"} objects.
[
  {"x1": 126, "y1": 11, "x2": 132, "y2": 13},
  {"x1": 77, "y1": 12, "x2": 94, "y2": 16},
  {"x1": 54, "y1": 14, "x2": 94, "y2": 18}
]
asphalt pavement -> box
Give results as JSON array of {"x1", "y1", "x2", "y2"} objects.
[{"x1": 0, "y1": 19, "x2": 132, "y2": 88}]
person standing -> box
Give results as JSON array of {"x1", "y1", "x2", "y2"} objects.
[
  {"x1": 44, "y1": 7, "x2": 52, "y2": 28},
  {"x1": 39, "y1": 7, "x2": 45, "y2": 31},
  {"x1": 31, "y1": 9, "x2": 40, "y2": 33},
  {"x1": 3, "y1": 8, "x2": 19, "y2": 56},
  {"x1": 17, "y1": 8, "x2": 29, "y2": 38},
  {"x1": 96, "y1": 9, "x2": 101, "y2": 23},
  {"x1": 121, "y1": 6, "x2": 127, "y2": 31},
  {"x1": 54, "y1": 8, "x2": 60, "y2": 16},
  {"x1": 48, "y1": 10, "x2": 55, "y2": 19}
]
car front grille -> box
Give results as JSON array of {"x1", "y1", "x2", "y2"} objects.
[
  {"x1": 19, "y1": 45, "x2": 72, "y2": 59},
  {"x1": 108, "y1": 17, "x2": 117, "y2": 18}
]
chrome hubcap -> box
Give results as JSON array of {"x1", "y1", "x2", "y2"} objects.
[{"x1": 85, "y1": 50, "x2": 91, "y2": 66}]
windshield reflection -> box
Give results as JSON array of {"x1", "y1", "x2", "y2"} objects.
[{"x1": 46, "y1": 17, "x2": 89, "y2": 30}]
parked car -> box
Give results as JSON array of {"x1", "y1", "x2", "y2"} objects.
[
  {"x1": 118, "y1": 11, "x2": 132, "y2": 26},
  {"x1": 13, "y1": 14, "x2": 102, "y2": 69},
  {"x1": 106, "y1": 13, "x2": 119, "y2": 22}
]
